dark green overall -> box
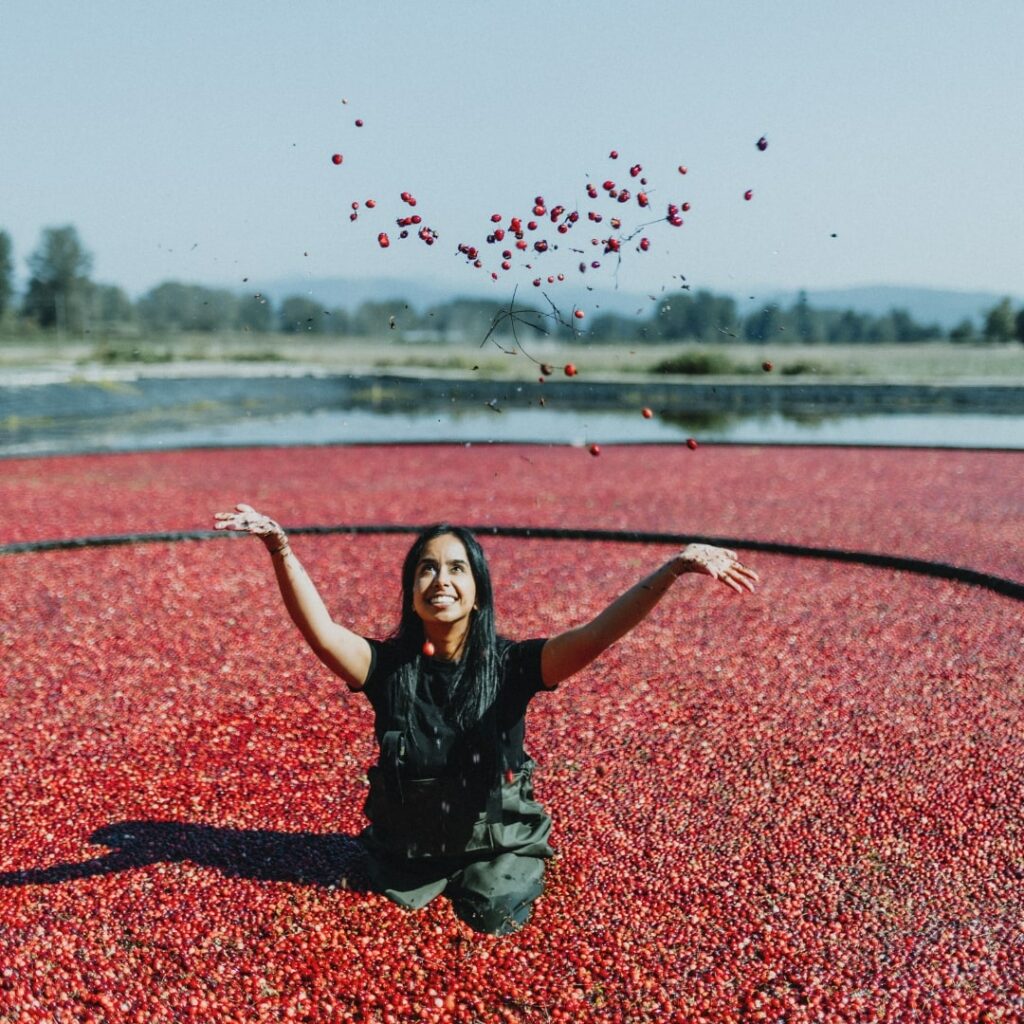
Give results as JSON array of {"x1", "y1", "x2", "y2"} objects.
[{"x1": 357, "y1": 637, "x2": 553, "y2": 935}]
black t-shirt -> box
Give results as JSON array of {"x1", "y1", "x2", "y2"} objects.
[{"x1": 360, "y1": 636, "x2": 548, "y2": 780}]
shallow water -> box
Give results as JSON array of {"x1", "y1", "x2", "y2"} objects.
[{"x1": 3, "y1": 403, "x2": 1021, "y2": 455}]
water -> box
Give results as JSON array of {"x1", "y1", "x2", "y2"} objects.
[{"x1": 2, "y1": 403, "x2": 1021, "y2": 456}]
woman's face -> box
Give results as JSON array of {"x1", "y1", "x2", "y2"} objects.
[{"x1": 411, "y1": 533, "x2": 478, "y2": 630}]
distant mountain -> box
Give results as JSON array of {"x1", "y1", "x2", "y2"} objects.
[
  {"x1": 745, "y1": 286, "x2": 1021, "y2": 331},
  {"x1": 253, "y1": 277, "x2": 1018, "y2": 332}
]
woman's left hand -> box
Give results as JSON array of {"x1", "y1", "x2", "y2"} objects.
[{"x1": 674, "y1": 544, "x2": 759, "y2": 594}]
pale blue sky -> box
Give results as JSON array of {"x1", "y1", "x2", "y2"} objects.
[{"x1": 3, "y1": 0, "x2": 1022, "y2": 301}]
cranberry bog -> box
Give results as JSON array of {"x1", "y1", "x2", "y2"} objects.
[{"x1": 1, "y1": 443, "x2": 1022, "y2": 1023}]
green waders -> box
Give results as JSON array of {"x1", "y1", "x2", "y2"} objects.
[{"x1": 359, "y1": 758, "x2": 552, "y2": 936}]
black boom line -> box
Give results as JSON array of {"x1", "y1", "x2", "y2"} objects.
[{"x1": 1, "y1": 524, "x2": 1021, "y2": 601}]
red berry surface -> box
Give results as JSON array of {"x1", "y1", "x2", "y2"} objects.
[
  {"x1": 1, "y1": 446, "x2": 1022, "y2": 1023},
  {"x1": 422, "y1": 640, "x2": 435, "y2": 657},
  {"x1": 331, "y1": 153, "x2": 343, "y2": 165}
]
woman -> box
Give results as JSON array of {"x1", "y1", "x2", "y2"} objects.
[{"x1": 213, "y1": 504, "x2": 758, "y2": 935}]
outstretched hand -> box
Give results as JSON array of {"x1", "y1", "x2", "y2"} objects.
[
  {"x1": 213, "y1": 503, "x2": 287, "y2": 549},
  {"x1": 674, "y1": 544, "x2": 759, "y2": 594}
]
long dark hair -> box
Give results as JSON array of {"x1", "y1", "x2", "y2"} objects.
[{"x1": 391, "y1": 525, "x2": 504, "y2": 762}]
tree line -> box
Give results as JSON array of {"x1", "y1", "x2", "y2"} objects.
[{"x1": 2, "y1": 224, "x2": 1023, "y2": 345}]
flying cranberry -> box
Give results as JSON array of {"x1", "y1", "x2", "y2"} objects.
[
  {"x1": 681, "y1": 202, "x2": 691, "y2": 212},
  {"x1": 757, "y1": 135, "x2": 768, "y2": 151},
  {"x1": 422, "y1": 640, "x2": 435, "y2": 657},
  {"x1": 547, "y1": 275, "x2": 554, "y2": 283},
  {"x1": 642, "y1": 407, "x2": 653, "y2": 418},
  {"x1": 574, "y1": 309, "x2": 585, "y2": 319},
  {"x1": 527, "y1": 221, "x2": 538, "y2": 230},
  {"x1": 532, "y1": 278, "x2": 542, "y2": 287},
  {"x1": 557, "y1": 273, "x2": 565, "y2": 281},
  {"x1": 686, "y1": 437, "x2": 698, "y2": 450},
  {"x1": 533, "y1": 205, "x2": 546, "y2": 216},
  {"x1": 586, "y1": 185, "x2": 598, "y2": 198},
  {"x1": 744, "y1": 190, "x2": 754, "y2": 200},
  {"x1": 610, "y1": 217, "x2": 621, "y2": 228},
  {"x1": 355, "y1": 118, "x2": 364, "y2": 127},
  {"x1": 349, "y1": 212, "x2": 358, "y2": 221},
  {"x1": 639, "y1": 237, "x2": 650, "y2": 251},
  {"x1": 617, "y1": 190, "x2": 630, "y2": 203},
  {"x1": 668, "y1": 214, "x2": 684, "y2": 226},
  {"x1": 490, "y1": 213, "x2": 502, "y2": 223},
  {"x1": 602, "y1": 180, "x2": 615, "y2": 191},
  {"x1": 591, "y1": 260, "x2": 600, "y2": 268},
  {"x1": 533, "y1": 240, "x2": 548, "y2": 252},
  {"x1": 377, "y1": 232, "x2": 390, "y2": 248},
  {"x1": 762, "y1": 360, "x2": 774, "y2": 372},
  {"x1": 516, "y1": 240, "x2": 528, "y2": 250},
  {"x1": 629, "y1": 163, "x2": 642, "y2": 177},
  {"x1": 637, "y1": 192, "x2": 649, "y2": 207},
  {"x1": 589, "y1": 444, "x2": 601, "y2": 457},
  {"x1": 365, "y1": 199, "x2": 376, "y2": 208},
  {"x1": 534, "y1": 195, "x2": 545, "y2": 205},
  {"x1": 564, "y1": 363, "x2": 578, "y2": 376},
  {"x1": 609, "y1": 150, "x2": 619, "y2": 159},
  {"x1": 331, "y1": 153, "x2": 343, "y2": 165},
  {"x1": 678, "y1": 165, "x2": 688, "y2": 174},
  {"x1": 540, "y1": 363, "x2": 553, "y2": 375}
]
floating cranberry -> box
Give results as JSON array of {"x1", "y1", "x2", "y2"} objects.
[
  {"x1": 422, "y1": 640, "x2": 435, "y2": 657},
  {"x1": 574, "y1": 309, "x2": 585, "y2": 319},
  {"x1": 678, "y1": 164, "x2": 688, "y2": 173},
  {"x1": 564, "y1": 363, "x2": 578, "y2": 375},
  {"x1": 377, "y1": 232, "x2": 390, "y2": 248},
  {"x1": 744, "y1": 190, "x2": 753, "y2": 200},
  {"x1": 686, "y1": 437, "x2": 698, "y2": 449},
  {"x1": 355, "y1": 118, "x2": 364, "y2": 127},
  {"x1": 490, "y1": 213, "x2": 502, "y2": 223},
  {"x1": 639, "y1": 237, "x2": 651, "y2": 251},
  {"x1": 331, "y1": 153, "x2": 343, "y2": 165},
  {"x1": 642, "y1": 407, "x2": 653, "y2": 418},
  {"x1": 609, "y1": 149, "x2": 619, "y2": 159},
  {"x1": 762, "y1": 360, "x2": 774, "y2": 372},
  {"x1": 365, "y1": 198, "x2": 376, "y2": 208},
  {"x1": 589, "y1": 444, "x2": 601, "y2": 456},
  {"x1": 757, "y1": 135, "x2": 768, "y2": 151},
  {"x1": 629, "y1": 163, "x2": 642, "y2": 177}
]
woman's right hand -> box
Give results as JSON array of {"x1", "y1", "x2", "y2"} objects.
[{"x1": 213, "y1": 503, "x2": 288, "y2": 550}]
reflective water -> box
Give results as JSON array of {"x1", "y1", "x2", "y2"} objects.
[{"x1": 2, "y1": 403, "x2": 1021, "y2": 455}]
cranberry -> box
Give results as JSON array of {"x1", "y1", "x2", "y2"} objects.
[{"x1": 331, "y1": 153, "x2": 343, "y2": 165}]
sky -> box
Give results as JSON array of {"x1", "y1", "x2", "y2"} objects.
[{"x1": 3, "y1": 0, "x2": 1023, "y2": 305}]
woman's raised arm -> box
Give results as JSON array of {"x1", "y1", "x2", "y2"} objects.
[
  {"x1": 539, "y1": 543, "x2": 758, "y2": 689},
  {"x1": 213, "y1": 504, "x2": 372, "y2": 690}
]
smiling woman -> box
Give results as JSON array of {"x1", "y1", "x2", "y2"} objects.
[{"x1": 212, "y1": 503, "x2": 757, "y2": 935}]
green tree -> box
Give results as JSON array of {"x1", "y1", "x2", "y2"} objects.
[
  {"x1": 22, "y1": 225, "x2": 93, "y2": 332},
  {"x1": 744, "y1": 304, "x2": 787, "y2": 343},
  {"x1": 279, "y1": 295, "x2": 328, "y2": 333},
  {"x1": 238, "y1": 291, "x2": 275, "y2": 332},
  {"x1": 1015, "y1": 308, "x2": 1024, "y2": 345},
  {"x1": 790, "y1": 291, "x2": 821, "y2": 343},
  {"x1": 983, "y1": 298, "x2": 1015, "y2": 342},
  {"x1": 949, "y1": 318, "x2": 976, "y2": 343},
  {"x1": 0, "y1": 230, "x2": 13, "y2": 319},
  {"x1": 91, "y1": 284, "x2": 135, "y2": 328},
  {"x1": 138, "y1": 282, "x2": 239, "y2": 332}
]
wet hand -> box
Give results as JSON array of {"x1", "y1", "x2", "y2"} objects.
[
  {"x1": 674, "y1": 544, "x2": 759, "y2": 594},
  {"x1": 213, "y1": 503, "x2": 287, "y2": 548}
]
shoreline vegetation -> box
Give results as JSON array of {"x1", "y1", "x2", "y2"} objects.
[
  {"x1": 2, "y1": 334, "x2": 1024, "y2": 384},
  {"x1": 2, "y1": 333, "x2": 1024, "y2": 385}
]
